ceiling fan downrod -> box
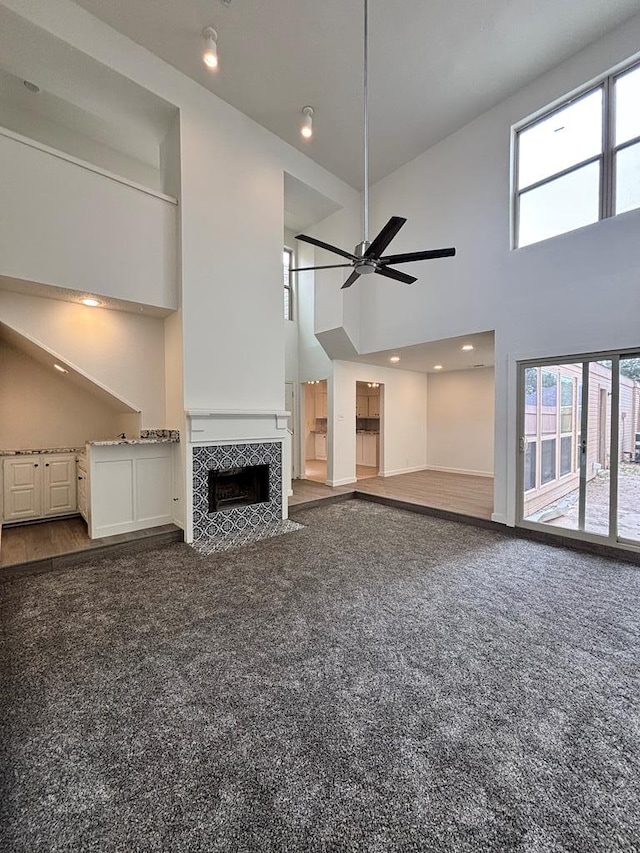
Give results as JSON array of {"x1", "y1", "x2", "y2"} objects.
[{"x1": 290, "y1": 0, "x2": 456, "y2": 288}]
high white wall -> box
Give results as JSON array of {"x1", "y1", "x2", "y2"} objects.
[
  {"x1": 0, "y1": 132, "x2": 178, "y2": 310},
  {"x1": 0, "y1": 340, "x2": 131, "y2": 449},
  {"x1": 330, "y1": 361, "x2": 427, "y2": 485},
  {"x1": 349, "y1": 14, "x2": 640, "y2": 523},
  {"x1": 2, "y1": 0, "x2": 359, "y2": 417},
  {"x1": 426, "y1": 368, "x2": 494, "y2": 477},
  {"x1": 0, "y1": 290, "x2": 166, "y2": 427},
  {"x1": 0, "y1": 98, "x2": 163, "y2": 190}
]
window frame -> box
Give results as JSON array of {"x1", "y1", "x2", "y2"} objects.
[
  {"x1": 283, "y1": 246, "x2": 294, "y2": 321},
  {"x1": 513, "y1": 57, "x2": 640, "y2": 249}
]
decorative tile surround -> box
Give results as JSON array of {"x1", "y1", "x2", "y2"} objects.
[{"x1": 192, "y1": 442, "x2": 283, "y2": 542}]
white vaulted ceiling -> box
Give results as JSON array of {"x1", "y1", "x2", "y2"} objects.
[{"x1": 71, "y1": 0, "x2": 640, "y2": 188}]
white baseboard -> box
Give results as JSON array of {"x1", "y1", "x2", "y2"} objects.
[
  {"x1": 426, "y1": 465, "x2": 493, "y2": 478},
  {"x1": 328, "y1": 477, "x2": 357, "y2": 487},
  {"x1": 491, "y1": 512, "x2": 507, "y2": 524},
  {"x1": 380, "y1": 465, "x2": 428, "y2": 477}
]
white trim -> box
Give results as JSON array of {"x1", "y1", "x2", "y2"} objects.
[
  {"x1": 425, "y1": 465, "x2": 494, "y2": 478},
  {"x1": 186, "y1": 409, "x2": 290, "y2": 417},
  {"x1": 492, "y1": 512, "x2": 508, "y2": 525},
  {"x1": 518, "y1": 518, "x2": 640, "y2": 555},
  {"x1": 381, "y1": 465, "x2": 428, "y2": 477},
  {"x1": 328, "y1": 477, "x2": 357, "y2": 487},
  {"x1": 0, "y1": 125, "x2": 178, "y2": 206}
]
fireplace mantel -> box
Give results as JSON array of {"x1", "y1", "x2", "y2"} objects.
[{"x1": 187, "y1": 409, "x2": 290, "y2": 443}]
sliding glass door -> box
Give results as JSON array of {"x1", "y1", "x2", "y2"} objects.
[
  {"x1": 617, "y1": 355, "x2": 640, "y2": 544},
  {"x1": 518, "y1": 351, "x2": 640, "y2": 549}
]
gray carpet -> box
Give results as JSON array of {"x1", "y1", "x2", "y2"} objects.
[{"x1": 1, "y1": 501, "x2": 639, "y2": 852}]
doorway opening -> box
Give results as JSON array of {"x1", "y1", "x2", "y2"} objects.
[
  {"x1": 356, "y1": 381, "x2": 382, "y2": 480},
  {"x1": 303, "y1": 379, "x2": 327, "y2": 483},
  {"x1": 518, "y1": 352, "x2": 640, "y2": 547}
]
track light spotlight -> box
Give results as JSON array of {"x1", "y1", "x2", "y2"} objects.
[
  {"x1": 301, "y1": 106, "x2": 314, "y2": 139},
  {"x1": 202, "y1": 27, "x2": 219, "y2": 69}
]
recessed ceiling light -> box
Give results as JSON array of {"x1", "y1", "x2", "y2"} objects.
[
  {"x1": 53, "y1": 364, "x2": 68, "y2": 374},
  {"x1": 389, "y1": 356, "x2": 400, "y2": 363},
  {"x1": 434, "y1": 364, "x2": 443, "y2": 370},
  {"x1": 81, "y1": 297, "x2": 101, "y2": 307},
  {"x1": 462, "y1": 344, "x2": 474, "y2": 351}
]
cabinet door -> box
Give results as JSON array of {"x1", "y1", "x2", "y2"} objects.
[
  {"x1": 362, "y1": 435, "x2": 378, "y2": 468},
  {"x1": 317, "y1": 393, "x2": 327, "y2": 418},
  {"x1": 3, "y1": 458, "x2": 41, "y2": 522},
  {"x1": 42, "y1": 455, "x2": 77, "y2": 516},
  {"x1": 368, "y1": 397, "x2": 380, "y2": 417},
  {"x1": 77, "y1": 465, "x2": 88, "y2": 521},
  {"x1": 315, "y1": 433, "x2": 327, "y2": 460},
  {"x1": 356, "y1": 395, "x2": 368, "y2": 417},
  {"x1": 356, "y1": 433, "x2": 364, "y2": 465}
]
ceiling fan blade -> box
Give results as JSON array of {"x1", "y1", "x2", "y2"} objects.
[
  {"x1": 375, "y1": 266, "x2": 417, "y2": 285},
  {"x1": 291, "y1": 264, "x2": 354, "y2": 272},
  {"x1": 364, "y1": 216, "x2": 407, "y2": 258},
  {"x1": 295, "y1": 234, "x2": 357, "y2": 262},
  {"x1": 341, "y1": 270, "x2": 362, "y2": 289},
  {"x1": 379, "y1": 248, "x2": 456, "y2": 265}
]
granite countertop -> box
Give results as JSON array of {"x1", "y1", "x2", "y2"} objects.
[
  {"x1": 87, "y1": 438, "x2": 180, "y2": 447},
  {"x1": 0, "y1": 447, "x2": 84, "y2": 456},
  {"x1": 1, "y1": 430, "x2": 179, "y2": 456}
]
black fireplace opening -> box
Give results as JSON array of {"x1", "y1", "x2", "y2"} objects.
[{"x1": 208, "y1": 464, "x2": 270, "y2": 512}]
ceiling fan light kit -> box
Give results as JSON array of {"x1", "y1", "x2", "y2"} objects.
[{"x1": 292, "y1": 0, "x2": 456, "y2": 289}]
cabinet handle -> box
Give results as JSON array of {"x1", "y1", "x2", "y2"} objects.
[
  {"x1": 45, "y1": 463, "x2": 50, "y2": 467},
  {"x1": 34, "y1": 463, "x2": 38, "y2": 467},
  {"x1": 78, "y1": 476, "x2": 83, "y2": 480}
]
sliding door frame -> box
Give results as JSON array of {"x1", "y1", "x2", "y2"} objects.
[{"x1": 516, "y1": 348, "x2": 638, "y2": 553}]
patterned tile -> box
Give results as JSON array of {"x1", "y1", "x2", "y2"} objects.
[
  {"x1": 189, "y1": 518, "x2": 303, "y2": 555},
  {"x1": 192, "y1": 442, "x2": 284, "y2": 542}
]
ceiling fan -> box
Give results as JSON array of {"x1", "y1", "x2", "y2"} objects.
[{"x1": 292, "y1": 0, "x2": 455, "y2": 289}]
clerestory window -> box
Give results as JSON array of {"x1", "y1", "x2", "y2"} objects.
[{"x1": 514, "y1": 59, "x2": 640, "y2": 248}]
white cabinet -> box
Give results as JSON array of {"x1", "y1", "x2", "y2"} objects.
[
  {"x1": 43, "y1": 455, "x2": 77, "y2": 516},
  {"x1": 356, "y1": 434, "x2": 378, "y2": 468},
  {"x1": 2, "y1": 453, "x2": 77, "y2": 523},
  {"x1": 77, "y1": 457, "x2": 89, "y2": 523},
  {"x1": 88, "y1": 442, "x2": 175, "y2": 539},
  {"x1": 314, "y1": 433, "x2": 327, "y2": 460},
  {"x1": 3, "y1": 457, "x2": 42, "y2": 522},
  {"x1": 315, "y1": 391, "x2": 327, "y2": 418},
  {"x1": 356, "y1": 394, "x2": 380, "y2": 418}
]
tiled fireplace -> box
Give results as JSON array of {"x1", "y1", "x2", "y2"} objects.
[
  {"x1": 187, "y1": 410, "x2": 293, "y2": 549},
  {"x1": 192, "y1": 441, "x2": 282, "y2": 540}
]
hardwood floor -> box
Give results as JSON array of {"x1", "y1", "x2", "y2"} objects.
[
  {"x1": 303, "y1": 459, "x2": 379, "y2": 484},
  {"x1": 290, "y1": 469, "x2": 494, "y2": 520},
  {"x1": 0, "y1": 516, "x2": 182, "y2": 569}
]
